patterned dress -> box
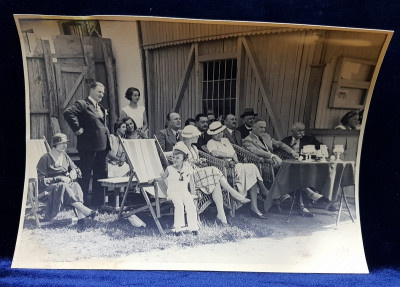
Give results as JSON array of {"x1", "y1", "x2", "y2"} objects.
[{"x1": 182, "y1": 143, "x2": 223, "y2": 195}]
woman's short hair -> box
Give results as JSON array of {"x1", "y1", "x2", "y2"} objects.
[
  {"x1": 340, "y1": 111, "x2": 359, "y2": 125},
  {"x1": 125, "y1": 87, "x2": 140, "y2": 101},
  {"x1": 113, "y1": 120, "x2": 126, "y2": 135},
  {"x1": 121, "y1": 116, "x2": 137, "y2": 130}
]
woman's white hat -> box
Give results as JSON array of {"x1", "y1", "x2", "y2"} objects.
[
  {"x1": 173, "y1": 141, "x2": 190, "y2": 155},
  {"x1": 180, "y1": 125, "x2": 202, "y2": 138},
  {"x1": 207, "y1": 121, "x2": 226, "y2": 135}
]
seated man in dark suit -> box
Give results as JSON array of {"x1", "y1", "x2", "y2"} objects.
[
  {"x1": 243, "y1": 118, "x2": 298, "y2": 168},
  {"x1": 194, "y1": 113, "x2": 211, "y2": 151},
  {"x1": 281, "y1": 122, "x2": 320, "y2": 154},
  {"x1": 223, "y1": 114, "x2": 243, "y2": 146},
  {"x1": 237, "y1": 108, "x2": 257, "y2": 139},
  {"x1": 155, "y1": 112, "x2": 182, "y2": 152}
]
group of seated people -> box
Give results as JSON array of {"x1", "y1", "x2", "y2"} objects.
[
  {"x1": 155, "y1": 108, "x2": 331, "y2": 220},
  {"x1": 36, "y1": 98, "x2": 354, "y2": 234}
]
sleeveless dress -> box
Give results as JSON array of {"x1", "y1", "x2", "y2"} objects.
[{"x1": 122, "y1": 105, "x2": 145, "y2": 130}]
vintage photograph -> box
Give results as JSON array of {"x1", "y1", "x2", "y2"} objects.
[{"x1": 12, "y1": 15, "x2": 392, "y2": 272}]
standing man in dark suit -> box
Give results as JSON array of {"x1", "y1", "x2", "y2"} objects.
[
  {"x1": 156, "y1": 112, "x2": 182, "y2": 152},
  {"x1": 237, "y1": 108, "x2": 257, "y2": 139},
  {"x1": 281, "y1": 122, "x2": 320, "y2": 154},
  {"x1": 223, "y1": 114, "x2": 243, "y2": 146},
  {"x1": 64, "y1": 81, "x2": 110, "y2": 206}
]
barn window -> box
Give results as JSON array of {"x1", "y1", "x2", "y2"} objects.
[
  {"x1": 202, "y1": 59, "x2": 237, "y2": 118},
  {"x1": 58, "y1": 20, "x2": 102, "y2": 37}
]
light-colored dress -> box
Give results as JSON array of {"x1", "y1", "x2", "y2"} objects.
[
  {"x1": 207, "y1": 138, "x2": 263, "y2": 197},
  {"x1": 107, "y1": 134, "x2": 130, "y2": 178},
  {"x1": 122, "y1": 105, "x2": 145, "y2": 130}
]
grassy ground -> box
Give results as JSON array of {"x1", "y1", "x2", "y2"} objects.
[{"x1": 21, "y1": 204, "x2": 274, "y2": 261}]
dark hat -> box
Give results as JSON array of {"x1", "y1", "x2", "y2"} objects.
[
  {"x1": 52, "y1": 133, "x2": 69, "y2": 147},
  {"x1": 240, "y1": 108, "x2": 258, "y2": 118}
]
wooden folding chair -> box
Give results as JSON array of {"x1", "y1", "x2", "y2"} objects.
[
  {"x1": 118, "y1": 137, "x2": 174, "y2": 235},
  {"x1": 25, "y1": 137, "x2": 78, "y2": 228}
]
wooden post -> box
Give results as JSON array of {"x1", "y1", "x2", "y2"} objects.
[
  {"x1": 172, "y1": 44, "x2": 196, "y2": 113},
  {"x1": 241, "y1": 37, "x2": 285, "y2": 139},
  {"x1": 102, "y1": 42, "x2": 118, "y2": 128},
  {"x1": 236, "y1": 38, "x2": 245, "y2": 118},
  {"x1": 82, "y1": 44, "x2": 95, "y2": 80},
  {"x1": 145, "y1": 49, "x2": 155, "y2": 137}
]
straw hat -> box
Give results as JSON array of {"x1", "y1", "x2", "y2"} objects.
[
  {"x1": 173, "y1": 141, "x2": 190, "y2": 155},
  {"x1": 52, "y1": 133, "x2": 69, "y2": 147},
  {"x1": 207, "y1": 121, "x2": 226, "y2": 135},
  {"x1": 180, "y1": 125, "x2": 202, "y2": 138}
]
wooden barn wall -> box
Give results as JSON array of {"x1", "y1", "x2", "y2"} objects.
[
  {"x1": 241, "y1": 31, "x2": 319, "y2": 138},
  {"x1": 23, "y1": 33, "x2": 53, "y2": 141},
  {"x1": 147, "y1": 44, "x2": 200, "y2": 136},
  {"x1": 140, "y1": 21, "x2": 289, "y2": 48},
  {"x1": 315, "y1": 31, "x2": 386, "y2": 129}
]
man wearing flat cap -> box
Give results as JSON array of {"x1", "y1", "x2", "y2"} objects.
[
  {"x1": 63, "y1": 81, "x2": 110, "y2": 206},
  {"x1": 237, "y1": 108, "x2": 258, "y2": 139}
]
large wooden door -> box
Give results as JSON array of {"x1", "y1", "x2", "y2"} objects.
[{"x1": 24, "y1": 33, "x2": 118, "y2": 154}]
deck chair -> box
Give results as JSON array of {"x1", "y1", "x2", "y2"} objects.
[
  {"x1": 118, "y1": 137, "x2": 176, "y2": 235},
  {"x1": 25, "y1": 137, "x2": 78, "y2": 228}
]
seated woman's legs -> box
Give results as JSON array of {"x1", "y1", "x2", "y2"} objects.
[
  {"x1": 219, "y1": 176, "x2": 249, "y2": 202},
  {"x1": 249, "y1": 185, "x2": 262, "y2": 214},
  {"x1": 211, "y1": 184, "x2": 227, "y2": 223}
]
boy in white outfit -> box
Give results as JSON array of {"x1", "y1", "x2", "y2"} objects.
[{"x1": 151, "y1": 145, "x2": 199, "y2": 236}]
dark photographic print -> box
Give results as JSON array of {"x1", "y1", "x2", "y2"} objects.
[{"x1": 12, "y1": 15, "x2": 392, "y2": 272}]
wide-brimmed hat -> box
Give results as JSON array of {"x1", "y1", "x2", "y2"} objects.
[
  {"x1": 207, "y1": 121, "x2": 226, "y2": 135},
  {"x1": 173, "y1": 141, "x2": 190, "y2": 155},
  {"x1": 240, "y1": 108, "x2": 258, "y2": 118},
  {"x1": 180, "y1": 125, "x2": 202, "y2": 138},
  {"x1": 52, "y1": 133, "x2": 69, "y2": 146}
]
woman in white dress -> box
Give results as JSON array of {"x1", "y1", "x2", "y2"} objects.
[
  {"x1": 120, "y1": 87, "x2": 148, "y2": 136},
  {"x1": 206, "y1": 121, "x2": 270, "y2": 219},
  {"x1": 107, "y1": 121, "x2": 130, "y2": 178},
  {"x1": 175, "y1": 126, "x2": 250, "y2": 226}
]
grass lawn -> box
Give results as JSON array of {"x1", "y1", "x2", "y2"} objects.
[{"x1": 21, "y1": 204, "x2": 274, "y2": 262}]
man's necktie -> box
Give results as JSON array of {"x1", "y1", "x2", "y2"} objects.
[{"x1": 95, "y1": 103, "x2": 104, "y2": 118}]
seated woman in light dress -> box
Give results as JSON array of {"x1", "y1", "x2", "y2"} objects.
[
  {"x1": 175, "y1": 125, "x2": 250, "y2": 226},
  {"x1": 36, "y1": 133, "x2": 96, "y2": 228},
  {"x1": 120, "y1": 87, "x2": 148, "y2": 136},
  {"x1": 107, "y1": 121, "x2": 131, "y2": 178},
  {"x1": 206, "y1": 122, "x2": 271, "y2": 219}
]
